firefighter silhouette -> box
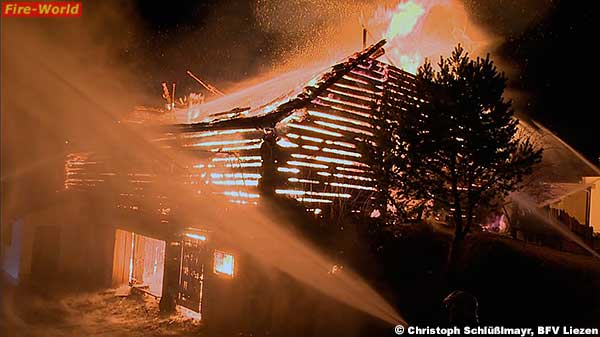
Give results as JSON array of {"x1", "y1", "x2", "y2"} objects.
[{"x1": 443, "y1": 290, "x2": 479, "y2": 327}]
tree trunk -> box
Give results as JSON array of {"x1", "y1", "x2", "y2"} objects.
[
  {"x1": 446, "y1": 229, "x2": 466, "y2": 288},
  {"x1": 448, "y1": 157, "x2": 465, "y2": 287}
]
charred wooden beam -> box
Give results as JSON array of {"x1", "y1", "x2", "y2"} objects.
[{"x1": 186, "y1": 70, "x2": 225, "y2": 96}]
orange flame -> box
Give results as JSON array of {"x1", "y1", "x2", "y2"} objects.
[
  {"x1": 173, "y1": 0, "x2": 493, "y2": 123},
  {"x1": 384, "y1": 0, "x2": 426, "y2": 39},
  {"x1": 366, "y1": 0, "x2": 491, "y2": 72}
]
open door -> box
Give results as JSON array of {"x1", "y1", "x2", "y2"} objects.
[
  {"x1": 177, "y1": 236, "x2": 207, "y2": 315},
  {"x1": 112, "y1": 229, "x2": 166, "y2": 297}
]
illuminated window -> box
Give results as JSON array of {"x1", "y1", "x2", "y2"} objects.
[{"x1": 213, "y1": 250, "x2": 235, "y2": 277}]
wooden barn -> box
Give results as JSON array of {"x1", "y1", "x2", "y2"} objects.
[{"x1": 58, "y1": 39, "x2": 414, "y2": 324}]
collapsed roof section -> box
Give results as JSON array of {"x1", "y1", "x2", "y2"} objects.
[
  {"x1": 167, "y1": 39, "x2": 389, "y2": 133},
  {"x1": 68, "y1": 40, "x2": 422, "y2": 211},
  {"x1": 146, "y1": 39, "x2": 422, "y2": 208}
]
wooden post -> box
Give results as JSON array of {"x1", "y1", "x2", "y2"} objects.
[
  {"x1": 159, "y1": 237, "x2": 181, "y2": 314},
  {"x1": 171, "y1": 83, "x2": 176, "y2": 109}
]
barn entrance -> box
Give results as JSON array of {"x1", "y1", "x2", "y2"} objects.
[
  {"x1": 112, "y1": 229, "x2": 165, "y2": 297},
  {"x1": 112, "y1": 229, "x2": 212, "y2": 318}
]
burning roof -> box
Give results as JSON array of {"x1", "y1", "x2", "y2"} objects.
[
  {"x1": 168, "y1": 39, "x2": 388, "y2": 132},
  {"x1": 127, "y1": 40, "x2": 389, "y2": 128},
  {"x1": 97, "y1": 38, "x2": 599, "y2": 212},
  {"x1": 91, "y1": 40, "x2": 419, "y2": 210}
]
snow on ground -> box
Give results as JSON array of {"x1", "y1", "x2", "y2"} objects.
[{"x1": 1, "y1": 285, "x2": 204, "y2": 337}]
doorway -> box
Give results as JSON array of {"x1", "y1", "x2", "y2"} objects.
[{"x1": 112, "y1": 229, "x2": 166, "y2": 297}]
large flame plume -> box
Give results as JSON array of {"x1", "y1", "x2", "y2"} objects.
[
  {"x1": 174, "y1": 0, "x2": 493, "y2": 123},
  {"x1": 365, "y1": 0, "x2": 492, "y2": 72},
  {"x1": 251, "y1": 0, "x2": 492, "y2": 78}
]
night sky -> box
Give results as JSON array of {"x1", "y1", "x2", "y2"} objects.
[
  {"x1": 123, "y1": 0, "x2": 597, "y2": 163},
  {"x1": 477, "y1": 0, "x2": 597, "y2": 165}
]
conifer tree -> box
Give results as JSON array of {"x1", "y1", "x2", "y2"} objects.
[{"x1": 366, "y1": 45, "x2": 542, "y2": 274}]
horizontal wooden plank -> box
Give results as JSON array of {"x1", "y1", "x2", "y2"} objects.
[
  {"x1": 306, "y1": 110, "x2": 373, "y2": 130},
  {"x1": 301, "y1": 119, "x2": 374, "y2": 140},
  {"x1": 337, "y1": 77, "x2": 381, "y2": 92},
  {"x1": 308, "y1": 101, "x2": 373, "y2": 121},
  {"x1": 351, "y1": 68, "x2": 385, "y2": 81},
  {"x1": 329, "y1": 83, "x2": 380, "y2": 101},
  {"x1": 286, "y1": 148, "x2": 368, "y2": 165},
  {"x1": 346, "y1": 70, "x2": 384, "y2": 85},
  {"x1": 322, "y1": 87, "x2": 376, "y2": 105},
  {"x1": 319, "y1": 90, "x2": 374, "y2": 111}
]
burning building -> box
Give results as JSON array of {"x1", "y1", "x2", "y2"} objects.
[
  {"x1": 3, "y1": 40, "x2": 404, "y2": 325},
  {"x1": 2, "y1": 38, "x2": 599, "y2": 329}
]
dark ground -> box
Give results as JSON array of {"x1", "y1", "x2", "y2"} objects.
[
  {"x1": 2, "y1": 227, "x2": 599, "y2": 336},
  {"x1": 376, "y1": 224, "x2": 600, "y2": 328}
]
